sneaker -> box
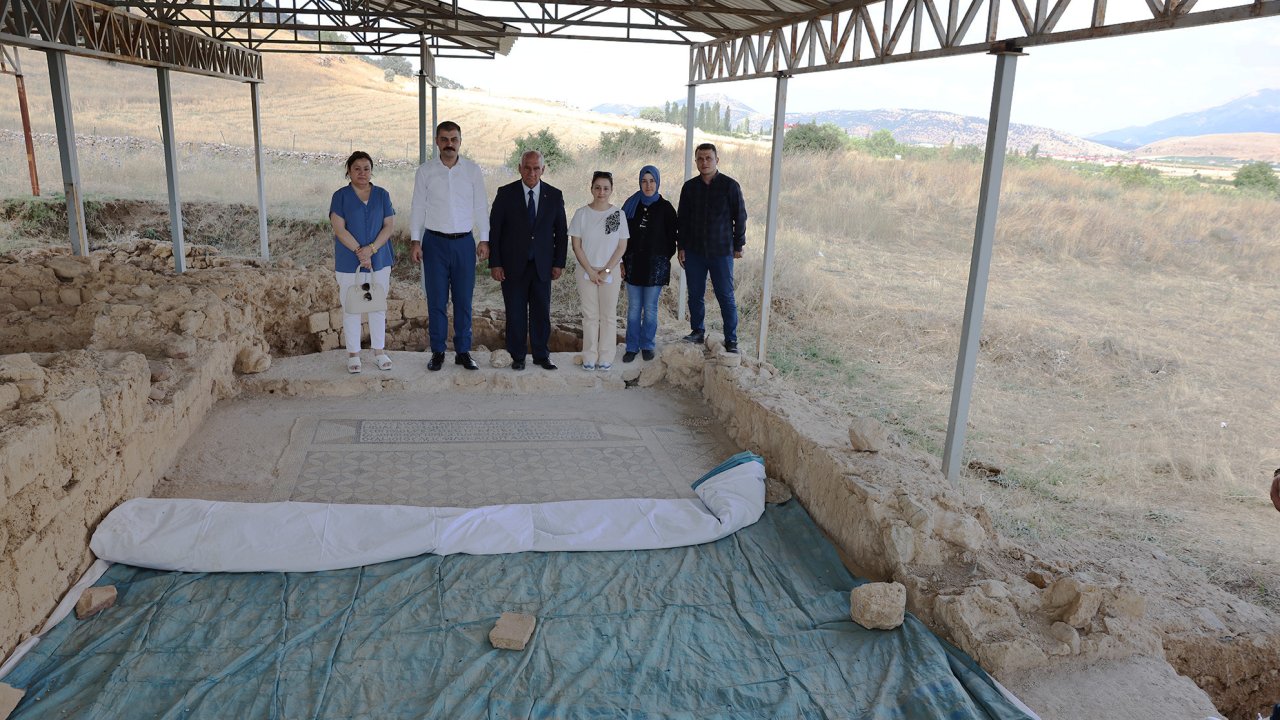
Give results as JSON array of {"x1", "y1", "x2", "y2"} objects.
[
  {"x1": 683, "y1": 331, "x2": 705, "y2": 344},
  {"x1": 724, "y1": 341, "x2": 739, "y2": 354},
  {"x1": 622, "y1": 351, "x2": 637, "y2": 363},
  {"x1": 582, "y1": 363, "x2": 596, "y2": 371},
  {"x1": 598, "y1": 364, "x2": 612, "y2": 371},
  {"x1": 641, "y1": 349, "x2": 655, "y2": 361}
]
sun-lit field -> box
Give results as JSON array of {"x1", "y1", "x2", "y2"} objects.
[{"x1": 2, "y1": 48, "x2": 1278, "y2": 614}]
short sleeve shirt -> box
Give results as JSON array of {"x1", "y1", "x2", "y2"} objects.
[
  {"x1": 330, "y1": 184, "x2": 396, "y2": 272},
  {"x1": 568, "y1": 204, "x2": 630, "y2": 268}
]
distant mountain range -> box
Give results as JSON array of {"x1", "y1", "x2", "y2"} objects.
[
  {"x1": 593, "y1": 98, "x2": 1121, "y2": 158},
  {"x1": 1089, "y1": 89, "x2": 1280, "y2": 149},
  {"x1": 593, "y1": 88, "x2": 1280, "y2": 161}
]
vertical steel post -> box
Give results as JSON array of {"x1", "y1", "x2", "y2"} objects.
[
  {"x1": 418, "y1": 40, "x2": 431, "y2": 165},
  {"x1": 46, "y1": 51, "x2": 87, "y2": 256},
  {"x1": 431, "y1": 85, "x2": 438, "y2": 157},
  {"x1": 942, "y1": 51, "x2": 1022, "y2": 482},
  {"x1": 758, "y1": 73, "x2": 788, "y2": 362},
  {"x1": 679, "y1": 82, "x2": 696, "y2": 322},
  {"x1": 250, "y1": 81, "x2": 269, "y2": 260},
  {"x1": 157, "y1": 68, "x2": 186, "y2": 273}
]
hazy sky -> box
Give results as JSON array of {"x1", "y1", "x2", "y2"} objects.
[{"x1": 442, "y1": 15, "x2": 1280, "y2": 137}]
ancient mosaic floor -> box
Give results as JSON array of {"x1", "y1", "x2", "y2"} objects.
[{"x1": 155, "y1": 388, "x2": 735, "y2": 507}]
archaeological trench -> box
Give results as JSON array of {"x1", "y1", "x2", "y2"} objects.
[{"x1": 0, "y1": 240, "x2": 1277, "y2": 717}]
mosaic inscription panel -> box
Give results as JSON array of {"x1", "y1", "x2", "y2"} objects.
[{"x1": 338, "y1": 419, "x2": 602, "y2": 444}]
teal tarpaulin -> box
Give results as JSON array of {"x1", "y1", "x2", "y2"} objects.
[{"x1": 6, "y1": 501, "x2": 1031, "y2": 719}]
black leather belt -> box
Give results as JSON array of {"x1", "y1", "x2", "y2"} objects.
[{"x1": 427, "y1": 229, "x2": 471, "y2": 239}]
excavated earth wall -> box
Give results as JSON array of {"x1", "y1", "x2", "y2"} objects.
[{"x1": 1, "y1": 242, "x2": 1277, "y2": 717}]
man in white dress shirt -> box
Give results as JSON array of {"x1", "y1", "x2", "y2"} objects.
[{"x1": 409, "y1": 120, "x2": 490, "y2": 371}]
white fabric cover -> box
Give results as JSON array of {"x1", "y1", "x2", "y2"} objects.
[{"x1": 90, "y1": 460, "x2": 766, "y2": 573}]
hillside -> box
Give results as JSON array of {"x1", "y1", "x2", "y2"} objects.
[
  {"x1": 1091, "y1": 88, "x2": 1280, "y2": 149},
  {"x1": 596, "y1": 97, "x2": 1121, "y2": 158},
  {"x1": 0, "y1": 51, "x2": 757, "y2": 171},
  {"x1": 1132, "y1": 132, "x2": 1280, "y2": 163}
]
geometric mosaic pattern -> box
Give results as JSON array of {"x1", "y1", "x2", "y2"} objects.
[
  {"x1": 281, "y1": 415, "x2": 735, "y2": 508},
  {"x1": 352, "y1": 419, "x2": 603, "y2": 444},
  {"x1": 294, "y1": 447, "x2": 669, "y2": 506}
]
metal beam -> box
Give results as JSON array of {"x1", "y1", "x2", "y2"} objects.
[
  {"x1": 3, "y1": 0, "x2": 263, "y2": 81},
  {"x1": 690, "y1": 0, "x2": 1277, "y2": 83},
  {"x1": 757, "y1": 72, "x2": 787, "y2": 362},
  {"x1": 45, "y1": 50, "x2": 87, "y2": 256},
  {"x1": 157, "y1": 67, "x2": 186, "y2": 273},
  {"x1": 250, "y1": 80, "x2": 269, "y2": 260},
  {"x1": 418, "y1": 41, "x2": 431, "y2": 165},
  {"x1": 942, "y1": 50, "x2": 1020, "y2": 482}
]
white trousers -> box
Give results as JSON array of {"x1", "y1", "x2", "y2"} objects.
[
  {"x1": 335, "y1": 267, "x2": 391, "y2": 353},
  {"x1": 576, "y1": 272, "x2": 621, "y2": 366}
]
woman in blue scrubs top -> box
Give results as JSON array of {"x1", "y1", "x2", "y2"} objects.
[{"x1": 329, "y1": 151, "x2": 396, "y2": 373}]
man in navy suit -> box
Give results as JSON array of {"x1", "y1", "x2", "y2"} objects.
[{"x1": 488, "y1": 150, "x2": 568, "y2": 371}]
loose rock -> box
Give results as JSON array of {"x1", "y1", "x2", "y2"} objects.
[
  {"x1": 489, "y1": 611, "x2": 536, "y2": 650},
  {"x1": 75, "y1": 585, "x2": 117, "y2": 620},
  {"x1": 848, "y1": 417, "x2": 888, "y2": 452},
  {"x1": 489, "y1": 349, "x2": 513, "y2": 368},
  {"x1": 849, "y1": 581, "x2": 906, "y2": 630},
  {"x1": 764, "y1": 476, "x2": 793, "y2": 504}
]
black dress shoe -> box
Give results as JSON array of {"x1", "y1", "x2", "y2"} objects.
[
  {"x1": 622, "y1": 351, "x2": 637, "y2": 363},
  {"x1": 724, "y1": 341, "x2": 739, "y2": 354},
  {"x1": 533, "y1": 358, "x2": 558, "y2": 370},
  {"x1": 641, "y1": 349, "x2": 655, "y2": 361},
  {"x1": 455, "y1": 352, "x2": 478, "y2": 370},
  {"x1": 683, "y1": 331, "x2": 705, "y2": 344},
  {"x1": 511, "y1": 359, "x2": 526, "y2": 371},
  {"x1": 427, "y1": 352, "x2": 445, "y2": 371}
]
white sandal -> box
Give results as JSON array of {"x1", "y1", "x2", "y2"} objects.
[
  {"x1": 374, "y1": 353, "x2": 393, "y2": 371},
  {"x1": 347, "y1": 356, "x2": 362, "y2": 374}
]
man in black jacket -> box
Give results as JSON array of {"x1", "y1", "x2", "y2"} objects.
[
  {"x1": 677, "y1": 143, "x2": 747, "y2": 354},
  {"x1": 488, "y1": 150, "x2": 568, "y2": 370}
]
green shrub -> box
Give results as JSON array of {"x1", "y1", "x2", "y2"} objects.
[
  {"x1": 598, "y1": 128, "x2": 663, "y2": 157},
  {"x1": 507, "y1": 128, "x2": 573, "y2": 170},
  {"x1": 782, "y1": 122, "x2": 848, "y2": 155},
  {"x1": 1234, "y1": 161, "x2": 1279, "y2": 195},
  {"x1": 1105, "y1": 163, "x2": 1162, "y2": 188}
]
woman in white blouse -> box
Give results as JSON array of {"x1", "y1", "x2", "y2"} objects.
[{"x1": 569, "y1": 171, "x2": 630, "y2": 371}]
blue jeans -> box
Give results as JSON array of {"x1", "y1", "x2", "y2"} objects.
[
  {"x1": 625, "y1": 283, "x2": 662, "y2": 352},
  {"x1": 422, "y1": 230, "x2": 476, "y2": 353},
  {"x1": 683, "y1": 251, "x2": 737, "y2": 344}
]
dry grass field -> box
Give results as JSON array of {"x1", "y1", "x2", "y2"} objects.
[{"x1": 2, "y1": 48, "x2": 1278, "y2": 618}]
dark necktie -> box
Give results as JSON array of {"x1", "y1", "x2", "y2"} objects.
[{"x1": 526, "y1": 189, "x2": 536, "y2": 225}]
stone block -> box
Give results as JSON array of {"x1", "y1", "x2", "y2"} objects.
[
  {"x1": 848, "y1": 417, "x2": 888, "y2": 452},
  {"x1": 637, "y1": 362, "x2": 665, "y2": 388},
  {"x1": 0, "y1": 683, "x2": 24, "y2": 717},
  {"x1": 489, "y1": 612, "x2": 536, "y2": 650},
  {"x1": 317, "y1": 330, "x2": 340, "y2": 352},
  {"x1": 1049, "y1": 621, "x2": 1080, "y2": 654},
  {"x1": 166, "y1": 336, "x2": 196, "y2": 360},
  {"x1": 620, "y1": 367, "x2": 642, "y2": 383},
  {"x1": 12, "y1": 290, "x2": 40, "y2": 309},
  {"x1": 329, "y1": 308, "x2": 344, "y2": 329},
  {"x1": 936, "y1": 511, "x2": 985, "y2": 552},
  {"x1": 849, "y1": 582, "x2": 906, "y2": 630},
  {"x1": 75, "y1": 585, "x2": 117, "y2": 620},
  {"x1": 47, "y1": 256, "x2": 92, "y2": 281},
  {"x1": 764, "y1": 477, "x2": 792, "y2": 504},
  {"x1": 1043, "y1": 577, "x2": 1102, "y2": 629},
  {"x1": 57, "y1": 288, "x2": 82, "y2": 306},
  {"x1": 0, "y1": 355, "x2": 47, "y2": 401},
  {"x1": 50, "y1": 387, "x2": 103, "y2": 429},
  {"x1": 308, "y1": 312, "x2": 331, "y2": 334},
  {"x1": 0, "y1": 384, "x2": 18, "y2": 412},
  {"x1": 235, "y1": 346, "x2": 271, "y2": 374},
  {"x1": 402, "y1": 297, "x2": 428, "y2": 319}
]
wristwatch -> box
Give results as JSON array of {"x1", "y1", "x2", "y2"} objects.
[{"x1": 604, "y1": 268, "x2": 611, "y2": 274}]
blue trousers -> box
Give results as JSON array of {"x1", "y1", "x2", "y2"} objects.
[
  {"x1": 684, "y1": 251, "x2": 737, "y2": 344},
  {"x1": 625, "y1": 283, "x2": 662, "y2": 353},
  {"x1": 422, "y1": 230, "x2": 476, "y2": 353}
]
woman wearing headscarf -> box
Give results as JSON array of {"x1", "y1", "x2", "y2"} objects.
[{"x1": 620, "y1": 165, "x2": 678, "y2": 362}]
